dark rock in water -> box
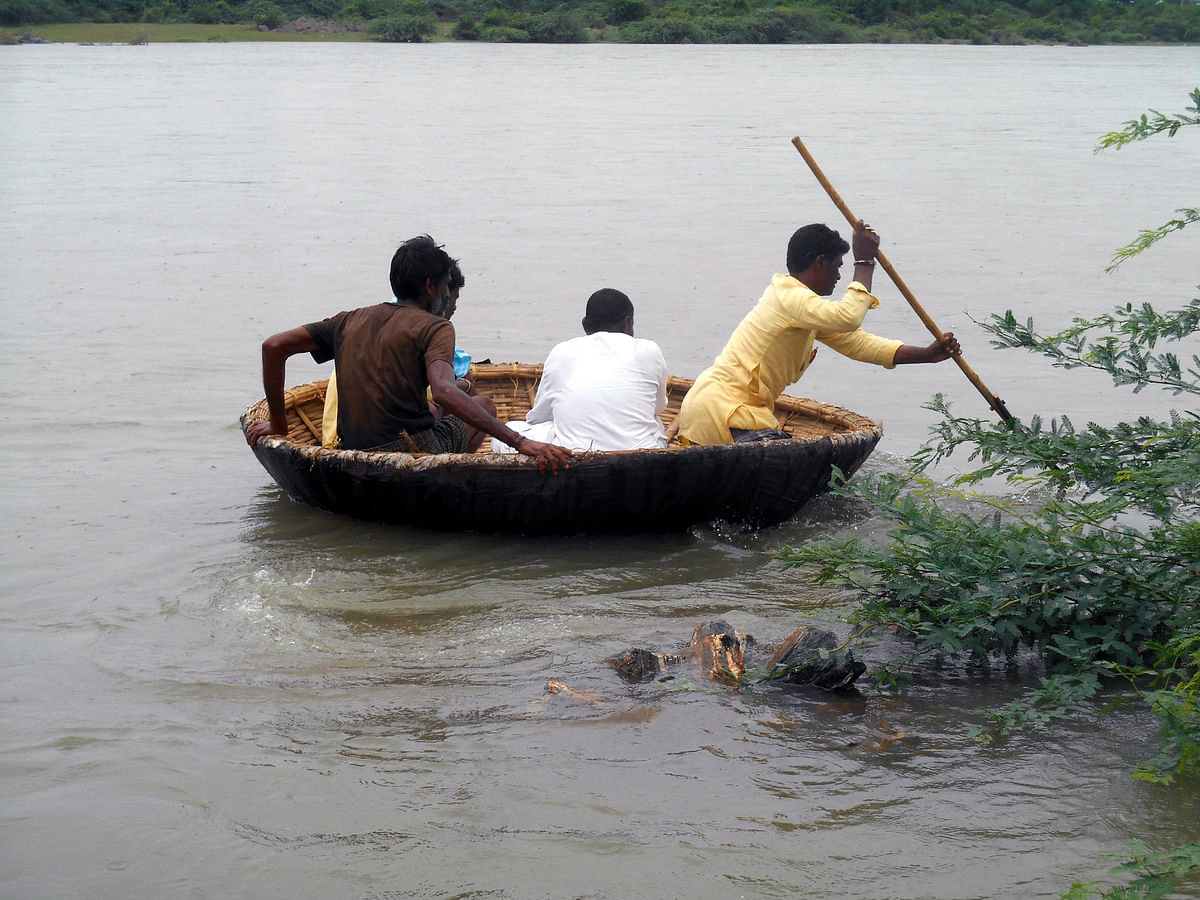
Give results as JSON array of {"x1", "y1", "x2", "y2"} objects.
[
  {"x1": 607, "y1": 647, "x2": 684, "y2": 682},
  {"x1": 765, "y1": 626, "x2": 865, "y2": 690}
]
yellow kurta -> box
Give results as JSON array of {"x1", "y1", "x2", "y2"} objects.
[
  {"x1": 321, "y1": 371, "x2": 341, "y2": 448},
  {"x1": 677, "y1": 275, "x2": 903, "y2": 445}
]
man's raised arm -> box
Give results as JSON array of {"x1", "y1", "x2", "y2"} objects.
[{"x1": 246, "y1": 326, "x2": 321, "y2": 448}]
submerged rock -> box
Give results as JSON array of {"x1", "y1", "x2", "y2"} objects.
[
  {"x1": 606, "y1": 647, "x2": 684, "y2": 682},
  {"x1": 604, "y1": 620, "x2": 864, "y2": 691},
  {"x1": 765, "y1": 626, "x2": 866, "y2": 690}
]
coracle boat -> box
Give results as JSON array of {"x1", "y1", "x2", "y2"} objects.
[{"x1": 241, "y1": 363, "x2": 882, "y2": 534}]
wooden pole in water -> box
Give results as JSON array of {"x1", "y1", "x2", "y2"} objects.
[{"x1": 791, "y1": 136, "x2": 1014, "y2": 423}]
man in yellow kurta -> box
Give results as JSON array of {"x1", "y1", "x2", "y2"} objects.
[{"x1": 677, "y1": 220, "x2": 960, "y2": 445}]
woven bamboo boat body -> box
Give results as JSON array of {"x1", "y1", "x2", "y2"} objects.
[{"x1": 241, "y1": 363, "x2": 883, "y2": 534}]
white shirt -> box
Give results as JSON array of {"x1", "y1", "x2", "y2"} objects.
[{"x1": 495, "y1": 332, "x2": 668, "y2": 452}]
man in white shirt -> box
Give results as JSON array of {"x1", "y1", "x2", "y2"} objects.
[{"x1": 494, "y1": 289, "x2": 669, "y2": 453}]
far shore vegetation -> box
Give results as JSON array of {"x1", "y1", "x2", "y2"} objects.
[{"x1": 2, "y1": 0, "x2": 1198, "y2": 45}]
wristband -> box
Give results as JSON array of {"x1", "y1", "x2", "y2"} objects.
[
  {"x1": 854, "y1": 258, "x2": 876, "y2": 266},
  {"x1": 513, "y1": 434, "x2": 526, "y2": 451}
]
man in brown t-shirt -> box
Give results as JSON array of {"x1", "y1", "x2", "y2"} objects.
[
  {"x1": 305, "y1": 302, "x2": 459, "y2": 452},
  {"x1": 245, "y1": 235, "x2": 572, "y2": 472}
]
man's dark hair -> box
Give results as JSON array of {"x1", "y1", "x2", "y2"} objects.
[
  {"x1": 449, "y1": 262, "x2": 465, "y2": 292},
  {"x1": 389, "y1": 235, "x2": 456, "y2": 301},
  {"x1": 582, "y1": 288, "x2": 634, "y2": 334},
  {"x1": 786, "y1": 223, "x2": 849, "y2": 274}
]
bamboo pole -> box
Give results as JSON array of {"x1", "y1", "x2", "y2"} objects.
[{"x1": 791, "y1": 136, "x2": 1014, "y2": 423}]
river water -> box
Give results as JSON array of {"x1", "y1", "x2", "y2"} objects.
[{"x1": 2, "y1": 42, "x2": 1198, "y2": 898}]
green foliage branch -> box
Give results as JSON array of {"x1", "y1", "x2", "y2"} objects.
[
  {"x1": 1106, "y1": 210, "x2": 1200, "y2": 274},
  {"x1": 1061, "y1": 840, "x2": 1200, "y2": 899},
  {"x1": 1098, "y1": 89, "x2": 1200, "y2": 272},
  {"x1": 1096, "y1": 89, "x2": 1200, "y2": 150},
  {"x1": 777, "y1": 91, "x2": 1200, "y2": 895}
]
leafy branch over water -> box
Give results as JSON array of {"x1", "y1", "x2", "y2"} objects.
[
  {"x1": 777, "y1": 91, "x2": 1200, "y2": 898},
  {"x1": 1096, "y1": 89, "x2": 1200, "y2": 150},
  {"x1": 1098, "y1": 89, "x2": 1200, "y2": 274},
  {"x1": 1106, "y1": 210, "x2": 1200, "y2": 274}
]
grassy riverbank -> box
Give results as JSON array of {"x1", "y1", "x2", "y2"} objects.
[
  {"x1": 3, "y1": 20, "x2": 1186, "y2": 45},
  {"x1": 1, "y1": 22, "x2": 372, "y2": 40},
  {"x1": 4, "y1": 2, "x2": 1197, "y2": 46}
]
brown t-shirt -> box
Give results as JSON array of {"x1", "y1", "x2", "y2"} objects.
[{"x1": 305, "y1": 303, "x2": 455, "y2": 450}]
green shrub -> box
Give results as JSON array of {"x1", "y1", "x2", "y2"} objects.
[
  {"x1": 989, "y1": 26, "x2": 1024, "y2": 44},
  {"x1": 0, "y1": 0, "x2": 72, "y2": 24},
  {"x1": 1136, "y1": 6, "x2": 1200, "y2": 42},
  {"x1": 523, "y1": 10, "x2": 583, "y2": 41},
  {"x1": 1107, "y1": 29, "x2": 1148, "y2": 43},
  {"x1": 726, "y1": 10, "x2": 793, "y2": 41},
  {"x1": 605, "y1": 0, "x2": 645, "y2": 24},
  {"x1": 451, "y1": 11, "x2": 478, "y2": 38},
  {"x1": 243, "y1": 0, "x2": 284, "y2": 25},
  {"x1": 620, "y1": 16, "x2": 705, "y2": 42},
  {"x1": 477, "y1": 23, "x2": 528, "y2": 40},
  {"x1": 913, "y1": 8, "x2": 973, "y2": 39},
  {"x1": 368, "y1": 12, "x2": 432, "y2": 39},
  {"x1": 338, "y1": 0, "x2": 392, "y2": 21},
  {"x1": 300, "y1": 0, "x2": 341, "y2": 18},
  {"x1": 847, "y1": 0, "x2": 910, "y2": 26},
  {"x1": 1018, "y1": 16, "x2": 1068, "y2": 41},
  {"x1": 186, "y1": 0, "x2": 234, "y2": 23},
  {"x1": 772, "y1": 7, "x2": 845, "y2": 42}
]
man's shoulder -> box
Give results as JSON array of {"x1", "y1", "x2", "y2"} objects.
[
  {"x1": 316, "y1": 301, "x2": 393, "y2": 325},
  {"x1": 756, "y1": 274, "x2": 823, "y2": 320},
  {"x1": 631, "y1": 336, "x2": 665, "y2": 360},
  {"x1": 633, "y1": 338, "x2": 668, "y2": 379},
  {"x1": 632, "y1": 336, "x2": 664, "y2": 352},
  {"x1": 547, "y1": 333, "x2": 596, "y2": 355},
  {"x1": 372, "y1": 303, "x2": 452, "y2": 334},
  {"x1": 333, "y1": 303, "x2": 453, "y2": 351},
  {"x1": 769, "y1": 273, "x2": 816, "y2": 299}
]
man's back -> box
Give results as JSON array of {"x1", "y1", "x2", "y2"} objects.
[
  {"x1": 527, "y1": 331, "x2": 668, "y2": 451},
  {"x1": 306, "y1": 302, "x2": 454, "y2": 450}
]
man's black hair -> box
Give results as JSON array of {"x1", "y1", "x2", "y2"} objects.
[
  {"x1": 389, "y1": 235, "x2": 457, "y2": 301},
  {"x1": 582, "y1": 288, "x2": 634, "y2": 334},
  {"x1": 786, "y1": 223, "x2": 849, "y2": 274},
  {"x1": 449, "y1": 261, "x2": 465, "y2": 292}
]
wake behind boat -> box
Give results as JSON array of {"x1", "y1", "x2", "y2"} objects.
[{"x1": 241, "y1": 362, "x2": 882, "y2": 534}]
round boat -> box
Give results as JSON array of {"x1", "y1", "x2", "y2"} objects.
[{"x1": 241, "y1": 363, "x2": 882, "y2": 534}]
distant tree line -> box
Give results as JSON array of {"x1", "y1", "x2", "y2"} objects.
[{"x1": 5, "y1": 0, "x2": 1198, "y2": 43}]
